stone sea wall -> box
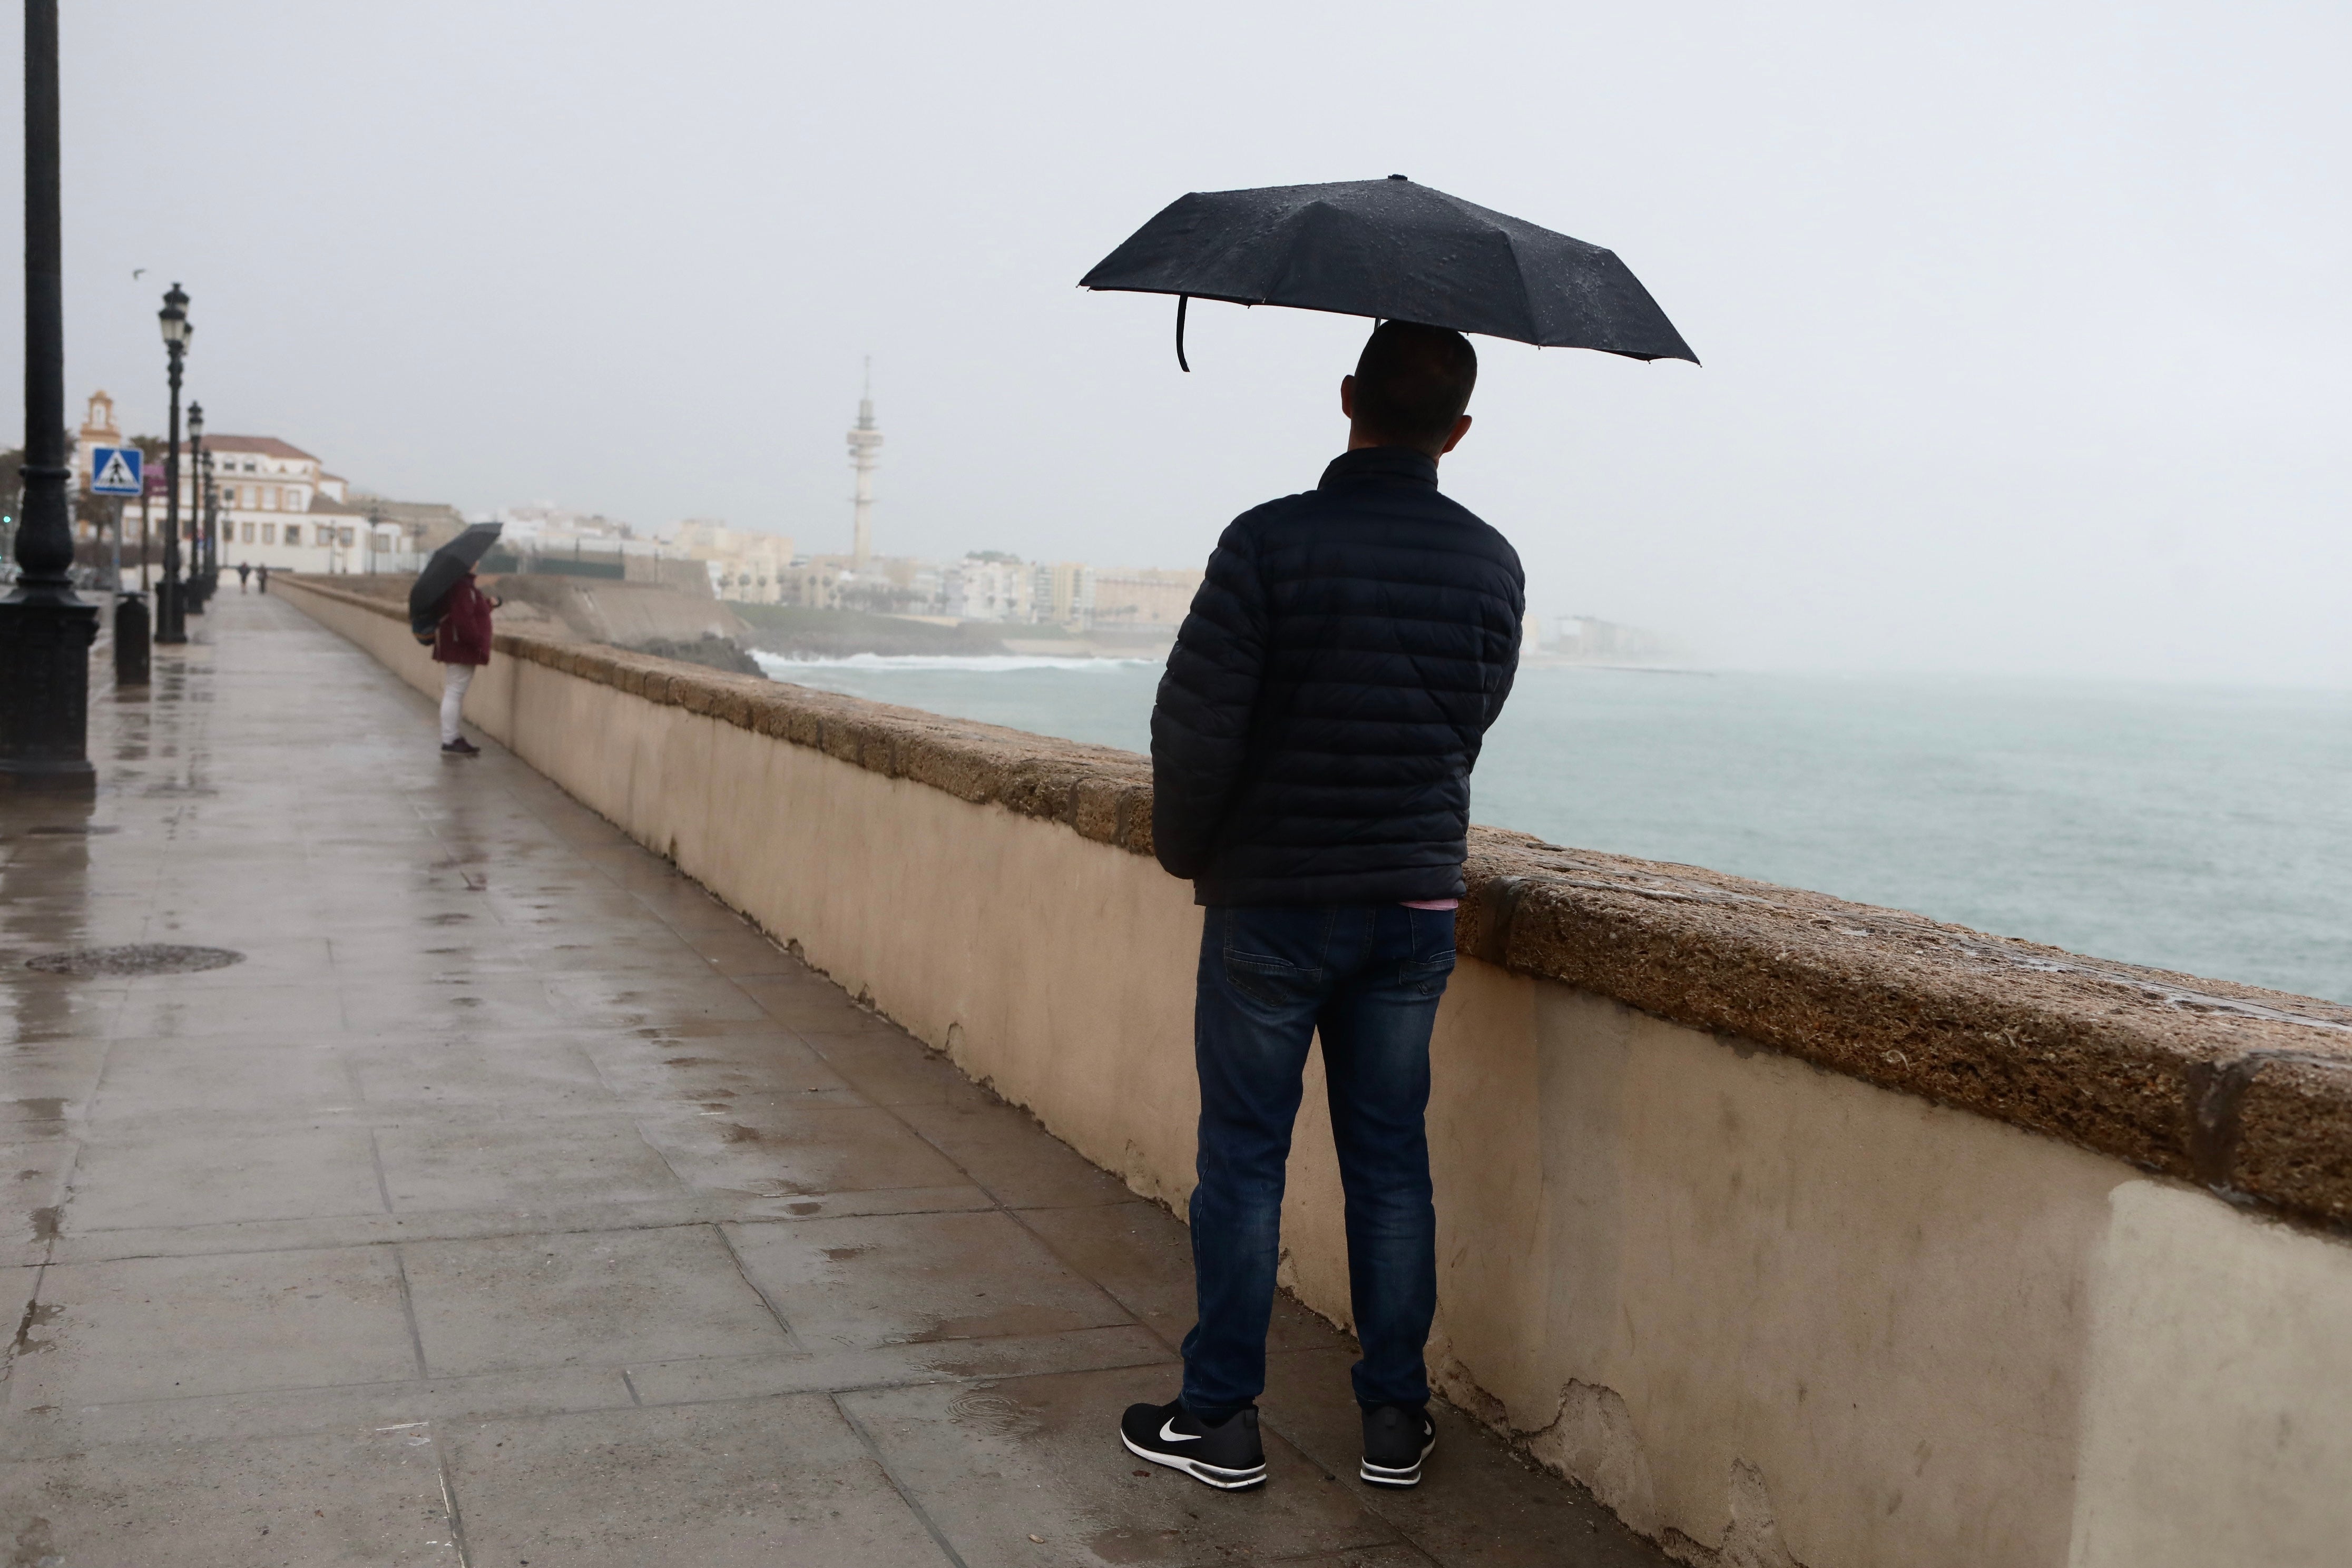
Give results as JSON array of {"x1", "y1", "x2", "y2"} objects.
[{"x1": 283, "y1": 575, "x2": 2352, "y2": 1568}]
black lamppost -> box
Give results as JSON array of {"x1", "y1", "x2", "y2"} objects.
[
  {"x1": 184, "y1": 400, "x2": 206, "y2": 615},
  {"x1": 201, "y1": 447, "x2": 219, "y2": 587},
  {"x1": 155, "y1": 284, "x2": 190, "y2": 643},
  {"x1": 0, "y1": 1, "x2": 97, "y2": 791}
]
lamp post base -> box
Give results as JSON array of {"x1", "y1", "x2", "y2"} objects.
[
  {"x1": 154, "y1": 577, "x2": 185, "y2": 645},
  {"x1": 114, "y1": 592, "x2": 150, "y2": 686},
  {"x1": 0, "y1": 598, "x2": 100, "y2": 793}
]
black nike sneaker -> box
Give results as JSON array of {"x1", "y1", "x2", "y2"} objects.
[
  {"x1": 1360, "y1": 1403, "x2": 1435, "y2": 1487},
  {"x1": 1120, "y1": 1398, "x2": 1267, "y2": 1491}
]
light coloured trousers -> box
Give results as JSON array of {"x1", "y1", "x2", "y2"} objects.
[{"x1": 439, "y1": 663, "x2": 474, "y2": 745}]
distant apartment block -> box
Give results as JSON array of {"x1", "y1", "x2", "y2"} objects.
[
  {"x1": 668, "y1": 518, "x2": 796, "y2": 605},
  {"x1": 1032, "y1": 561, "x2": 1095, "y2": 630},
  {"x1": 1093, "y1": 567, "x2": 1202, "y2": 628},
  {"x1": 944, "y1": 555, "x2": 1033, "y2": 622}
]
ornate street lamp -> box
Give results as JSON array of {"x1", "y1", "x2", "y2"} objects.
[
  {"x1": 0, "y1": 1, "x2": 99, "y2": 791},
  {"x1": 155, "y1": 283, "x2": 190, "y2": 643}
]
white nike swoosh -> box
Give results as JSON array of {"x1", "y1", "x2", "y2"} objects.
[{"x1": 1158, "y1": 1419, "x2": 1203, "y2": 1443}]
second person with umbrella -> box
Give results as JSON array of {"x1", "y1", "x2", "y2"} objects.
[
  {"x1": 426, "y1": 567, "x2": 501, "y2": 756},
  {"x1": 411, "y1": 523, "x2": 507, "y2": 756}
]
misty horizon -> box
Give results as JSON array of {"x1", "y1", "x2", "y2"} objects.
[{"x1": 2, "y1": 1, "x2": 2344, "y2": 684}]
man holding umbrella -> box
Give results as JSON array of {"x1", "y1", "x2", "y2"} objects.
[
  {"x1": 1084, "y1": 178, "x2": 1694, "y2": 1493},
  {"x1": 411, "y1": 523, "x2": 505, "y2": 756},
  {"x1": 1125, "y1": 321, "x2": 1519, "y2": 1493}
]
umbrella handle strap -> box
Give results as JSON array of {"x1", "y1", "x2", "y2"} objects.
[{"x1": 1176, "y1": 295, "x2": 1190, "y2": 373}]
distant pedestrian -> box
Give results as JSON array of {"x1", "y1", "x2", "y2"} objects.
[
  {"x1": 236, "y1": 561, "x2": 251, "y2": 592},
  {"x1": 1121, "y1": 323, "x2": 1521, "y2": 1494},
  {"x1": 429, "y1": 569, "x2": 501, "y2": 756},
  {"x1": 256, "y1": 564, "x2": 270, "y2": 594}
]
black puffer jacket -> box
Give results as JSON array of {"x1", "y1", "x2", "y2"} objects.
[{"x1": 1151, "y1": 446, "x2": 1525, "y2": 906}]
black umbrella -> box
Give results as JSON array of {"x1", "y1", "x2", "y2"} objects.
[
  {"x1": 1080, "y1": 175, "x2": 1696, "y2": 370},
  {"x1": 409, "y1": 523, "x2": 503, "y2": 638}
]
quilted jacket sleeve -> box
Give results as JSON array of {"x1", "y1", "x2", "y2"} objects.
[
  {"x1": 1484, "y1": 594, "x2": 1524, "y2": 733},
  {"x1": 1149, "y1": 517, "x2": 1268, "y2": 880}
]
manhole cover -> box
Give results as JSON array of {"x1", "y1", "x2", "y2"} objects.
[{"x1": 27, "y1": 945, "x2": 244, "y2": 976}]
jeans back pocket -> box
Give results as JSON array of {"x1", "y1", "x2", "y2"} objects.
[{"x1": 1220, "y1": 907, "x2": 1332, "y2": 1010}]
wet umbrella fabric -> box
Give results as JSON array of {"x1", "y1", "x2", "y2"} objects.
[
  {"x1": 1079, "y1": 177, "x2": 1697, "y2": 367},
  {"x1": 409, "y1": 523, "x2": 503, "y2": 639}
]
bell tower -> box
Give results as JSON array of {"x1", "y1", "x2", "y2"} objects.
[{"x1": 79, "y1": 389, "x2": 117, "y2": 442}]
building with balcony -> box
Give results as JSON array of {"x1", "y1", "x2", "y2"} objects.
[{"x1": 1031, "y1": 560, "x2": 1095, "y2": 630}]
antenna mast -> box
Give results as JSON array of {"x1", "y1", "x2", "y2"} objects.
[{"x1": 846, "y1": 357, "x2": 882, "y2": 567}]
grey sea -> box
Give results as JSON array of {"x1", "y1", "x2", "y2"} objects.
[{"x1": 754, "y1": 653, "x2": 2352, "y2": 1005}]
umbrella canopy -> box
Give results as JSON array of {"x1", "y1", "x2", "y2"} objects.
[
  {"x1": 409, "y1": 523, "x2": 503, "y2": 633},
  {"x1": 1080, "y1": 175, "x2": 1696, "y2": 367}
]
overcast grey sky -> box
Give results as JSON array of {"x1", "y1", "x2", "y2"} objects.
[{"x1": 5, "y1": 1, "x2": 2346, "y2": 680}]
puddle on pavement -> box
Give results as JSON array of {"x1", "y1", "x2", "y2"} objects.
[
  {"x1": 25, "y1": 945, "x2": 245, "y2": 977},
  {"x1": 11, "y1": 1300, "x2": 61, "y2": 1356},
  {"x1": 947, "y1": 1390, "x2": 1043, "y2": 1438}
]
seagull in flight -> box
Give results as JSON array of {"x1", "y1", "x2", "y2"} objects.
[{"x1": 132, "y1": 268, "x2": 145, "y2": 279}]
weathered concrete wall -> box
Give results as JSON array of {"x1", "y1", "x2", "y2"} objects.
[{"x1": 285, "y1": 575, "x2": 2352, "y2": 1568}]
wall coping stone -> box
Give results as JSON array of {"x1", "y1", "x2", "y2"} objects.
[{"x1": 287, "y1": 575, "x2": 2352, "y2": 1228}]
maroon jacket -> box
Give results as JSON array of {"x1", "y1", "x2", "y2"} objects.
[{"x1": 433, "y1": 574, "x2": 496, "y2": 665}]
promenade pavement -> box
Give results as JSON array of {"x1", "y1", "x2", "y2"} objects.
[{"x1": 0, "y1": 589, "x2": 1667, "y2": 1567}]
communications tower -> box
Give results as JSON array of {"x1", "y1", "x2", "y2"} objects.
[{"x1": 846, "y1": 360, "x2": 883, "y2": 566}]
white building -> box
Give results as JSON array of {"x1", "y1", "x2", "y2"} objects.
[
  {"x1": 943, "y1": 555, "x2": 1033, "y2": 621},
  {"x1": 195, "y1": 436, "x2": 409, "y2": 573},
  {"x1": 491, "y1": 501, "x2": 633, "y2": 544}
]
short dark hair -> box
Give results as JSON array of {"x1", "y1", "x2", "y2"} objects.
[{"x1": 1350, "y1": 321, "x2": 1477, "y2": 454}]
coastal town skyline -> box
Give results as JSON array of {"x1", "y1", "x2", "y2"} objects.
[{"x1": 12, "y1": 1, "x2": 2345, "y2": 684}]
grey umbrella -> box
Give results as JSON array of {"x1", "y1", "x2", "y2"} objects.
[
  {"x1": 1080, "y1": 175, "x2": 1696, "y2": 369},
  {"x1": 409, "y1": 523, "x2": 503, "y2": 638}
]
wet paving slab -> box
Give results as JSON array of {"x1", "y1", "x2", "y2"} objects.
[{"x1": 0, "y1": 593, "x2": 1669, "y2": 1565}]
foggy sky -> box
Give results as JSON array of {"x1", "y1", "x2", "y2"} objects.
[{"x1": 4, "y1": 1, "x2": 2346, "y2": 682}]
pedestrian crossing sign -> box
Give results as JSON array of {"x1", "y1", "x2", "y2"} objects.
[{"x1": 91, "y1": 445, "x2": 142, "y2": 496}]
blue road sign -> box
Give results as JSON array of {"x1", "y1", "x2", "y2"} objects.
[{"x1": 91, "y1": 445, "x2": 143, "y2": 496}]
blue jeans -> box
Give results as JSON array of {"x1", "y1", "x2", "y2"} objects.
[{"x1": 1181, "y1": 904, "x2": 1456, "y2": 1417}]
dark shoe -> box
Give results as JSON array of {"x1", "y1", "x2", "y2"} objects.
[
  {"x1": 441, "y1": 737, "x2": 480, "y2": 756},
  {"x1": 1120, "y1": 1398, "x2": 1266, "y2": 1491},
  {"x1": 1360, "y1": 1404, "x2": 1434, "y2": 1487}
]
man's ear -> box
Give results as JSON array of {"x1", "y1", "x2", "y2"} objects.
[
  {"x1": 1340, "y1": 375, "x2": 1357, "y2": 420},
  {"x1": 1439, "y1": 414, "x2": 1473, "y2": 456}
]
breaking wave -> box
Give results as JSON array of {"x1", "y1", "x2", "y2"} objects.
[{"x1": 752, "y1": 652, "x2": 1158, "y2": 675}]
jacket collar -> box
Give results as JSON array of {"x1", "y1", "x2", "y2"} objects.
[{"x1": 1318, "y1": 446, "x2": 1439, "y2": 491}]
